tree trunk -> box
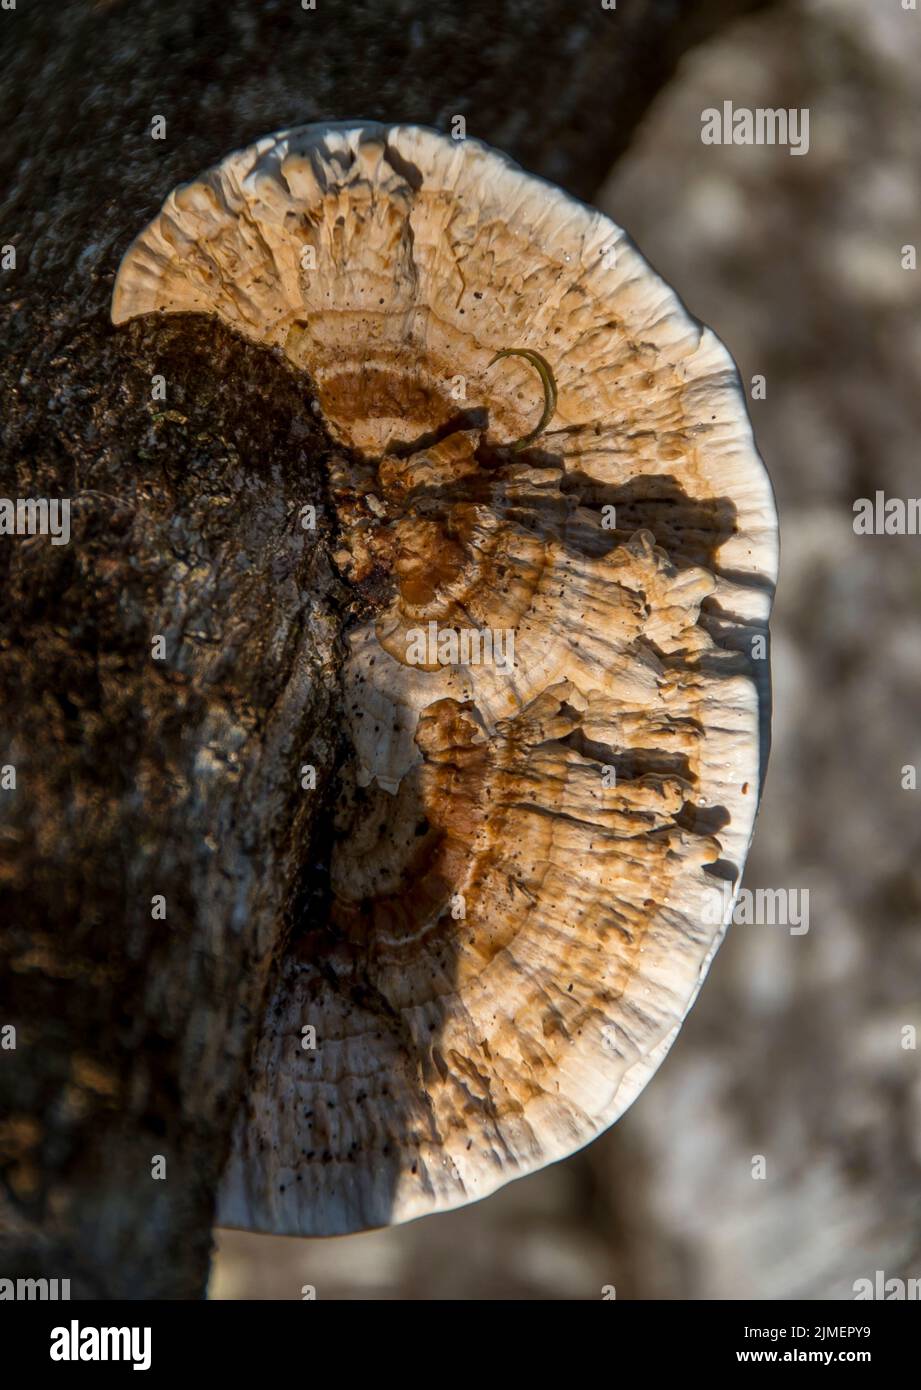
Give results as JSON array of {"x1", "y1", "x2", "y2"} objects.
[{"x1": 0, "y1": 0, "x2": 774, "y2": 1299}]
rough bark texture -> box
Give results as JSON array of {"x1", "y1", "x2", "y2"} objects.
[
  {"x1": 0, "y1": 317, "x2": 346, "y2": 1298},
  {"x1": 0, "y1": 0, "x2": 773, "y2": 1299}
]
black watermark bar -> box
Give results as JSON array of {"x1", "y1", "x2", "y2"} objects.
[{"x1": 3, "y1": 1299, "x2": 913, "y2": 1377}]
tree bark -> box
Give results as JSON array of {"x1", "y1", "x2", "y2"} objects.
[{"x1": 0, "y1": 0, "x2": 774, "y2": 1299}]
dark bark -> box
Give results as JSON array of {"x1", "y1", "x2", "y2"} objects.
[
  {"x1": 0, "y1": 0, "x2": 774, "y2": 1299},
  {"x1": 0, "y1": 316, "x2": 346, "y2": 1298}
]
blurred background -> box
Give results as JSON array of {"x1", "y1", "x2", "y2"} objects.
[{"x1": 211, "y1": 0, "x2": 921, "y2": 1299}]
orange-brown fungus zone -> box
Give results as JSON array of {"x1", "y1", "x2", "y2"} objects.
[{"x1": 318, "y1": 383, "x2": 726, "y2": 1056}]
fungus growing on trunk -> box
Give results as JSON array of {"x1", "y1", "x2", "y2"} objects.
[{"x1": 112, "y1": 122, "x2": 778, "y2": 1235}]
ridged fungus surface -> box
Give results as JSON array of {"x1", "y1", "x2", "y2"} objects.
[{"x1": 113, "y1": 122, "x2": 778, "y2": 1235}]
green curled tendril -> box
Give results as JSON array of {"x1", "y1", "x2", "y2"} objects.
[{"x1": 487, "y1": 347, "x2": 558, "y2": 453}]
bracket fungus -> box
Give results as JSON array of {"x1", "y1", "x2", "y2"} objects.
[{"x1": 112, "y1": 122, "x2": 778, "y2": 1235}]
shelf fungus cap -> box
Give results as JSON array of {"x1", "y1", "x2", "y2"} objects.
[{"x1": 112, "y1": 122, "x2": 778, "y2": 1235}]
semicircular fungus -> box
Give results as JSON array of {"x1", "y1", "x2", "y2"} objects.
[{"x1": 112, "y1": 121, "x2": 778, "y2": 1236}]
